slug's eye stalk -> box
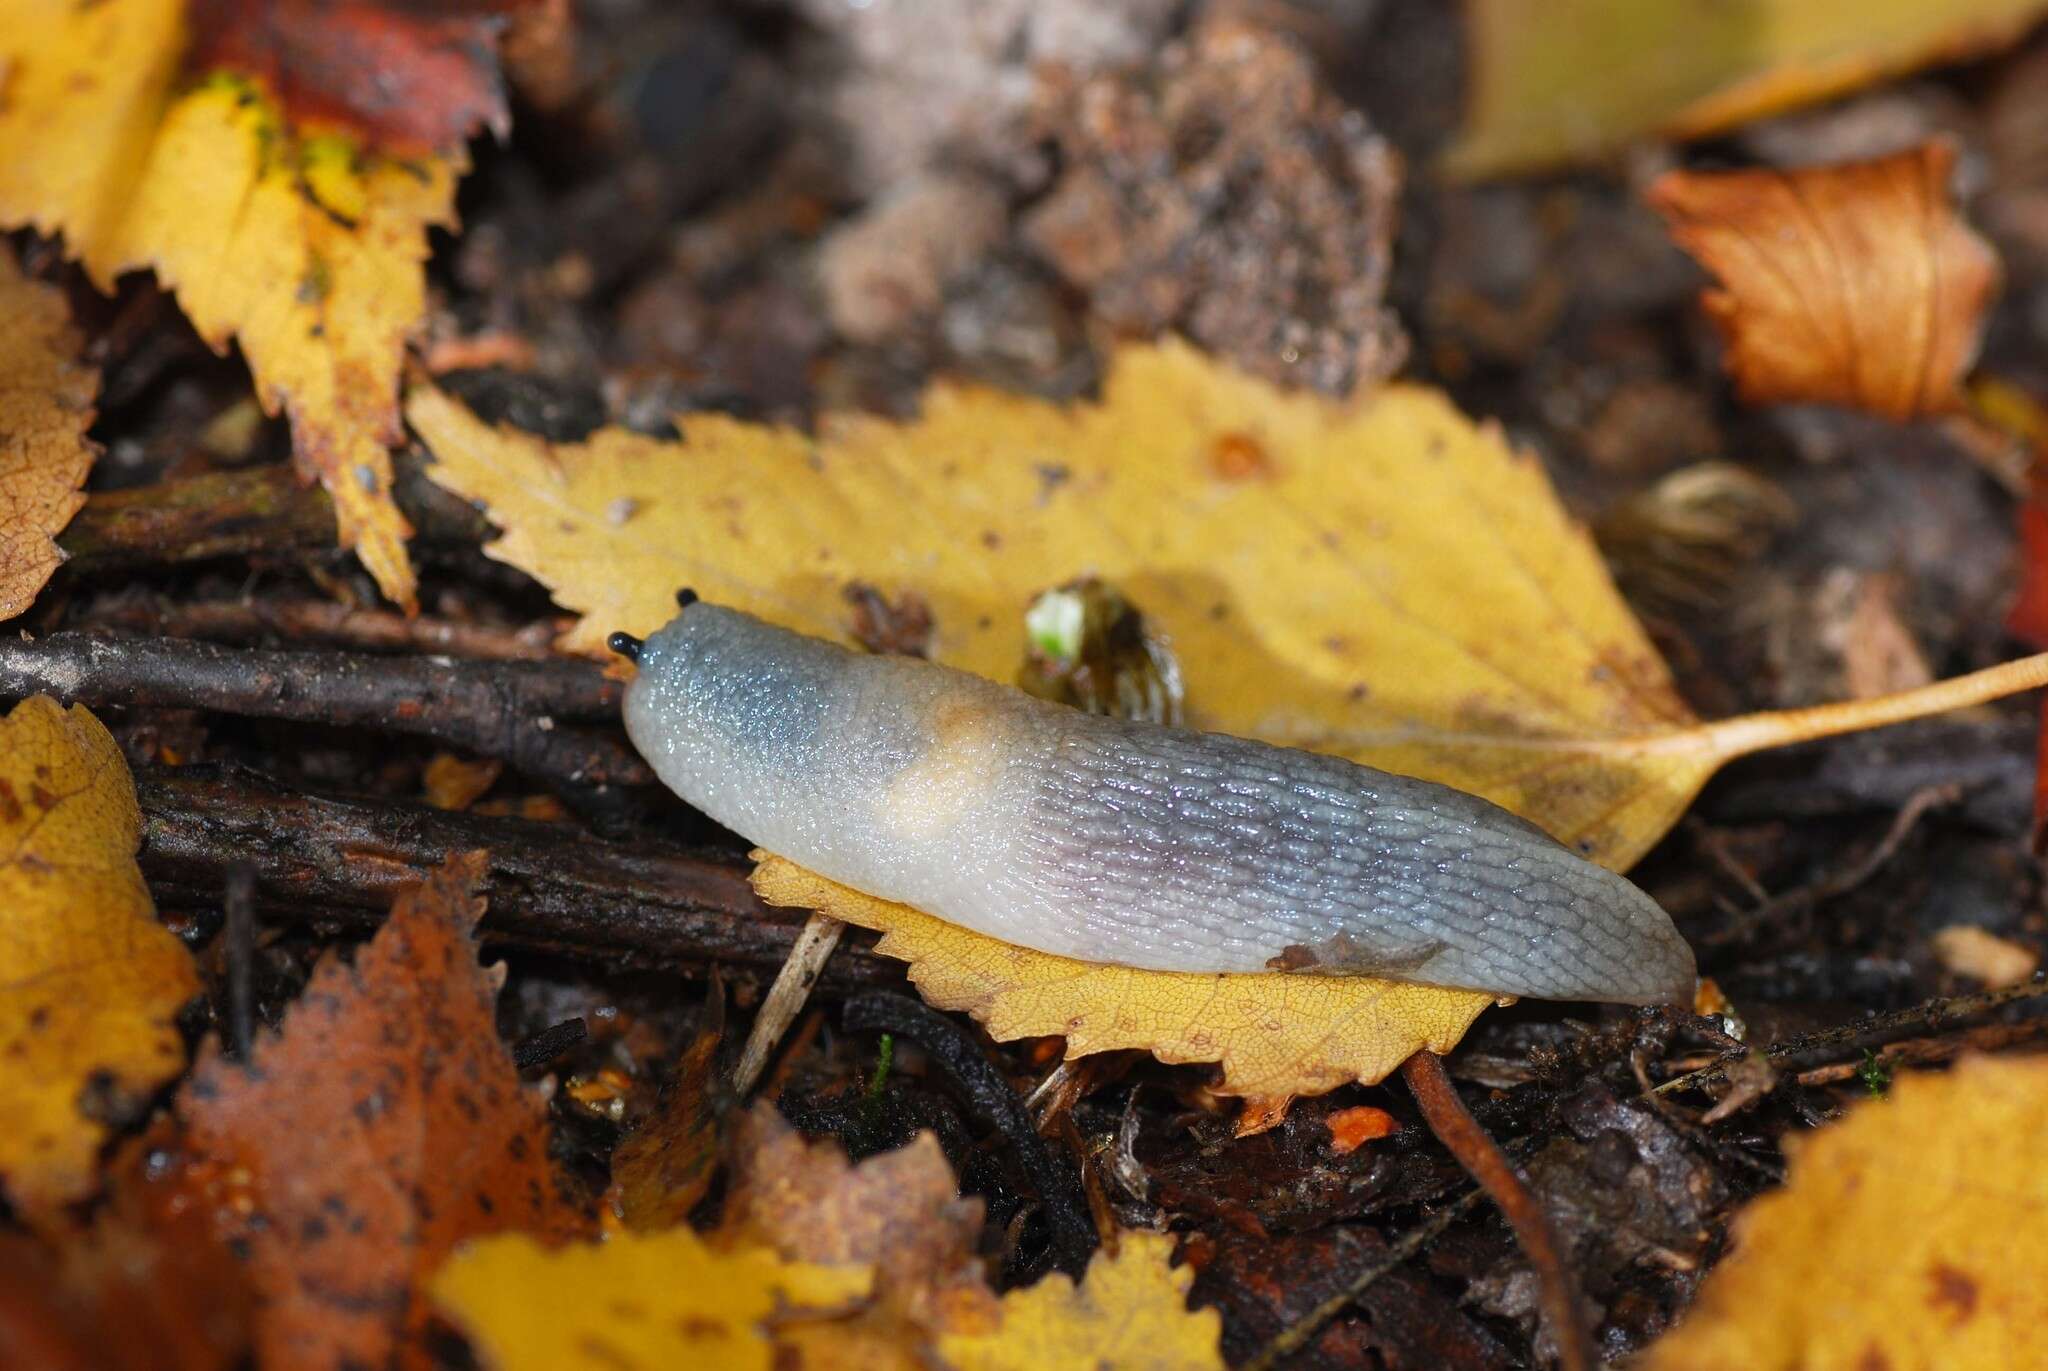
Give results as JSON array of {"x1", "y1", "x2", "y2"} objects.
[
  {"x1": 607, "y1": 632, "x2": 643, "y2": 663},
  {"x1": 676, "y1": 587, "x2": 700, "y2": 609}
]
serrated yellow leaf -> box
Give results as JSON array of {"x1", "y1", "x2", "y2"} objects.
[
  {"x1": 937, "y1": 1230, "x2": 1224, "y2": 1371},
  {"x1": 408, "y1": 340, "x2": 2048, "y2": 874},
  {"x1": 0, "y1": 243, "x2": 98, "y2": 621},
  {"x1": 0, "y1": 697, "x2": 198, "y2": 1215},
  {"x1": 430, "y1": 1227, "x2": 873, "y2": 1371},
  {"x1": 1642, "y1": 1054, "x2": 2048, "y2": 1371},
  {"x1": 1447, "y1": 0, "x2": 2048, "y2": 179},
  {"x1": 0, "y1": 5, "x2": 463, "y2": 607},
  {"x1": 753, "y1": 854, "x2": 1499, "y2": 1104}
]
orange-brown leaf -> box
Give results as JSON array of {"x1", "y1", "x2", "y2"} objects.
[
  {"x1": 176, "y1": 852, "x2": 586, "y2": 1370},
  {"x1": 0, "y1": 245, "x2": 98, "y2": 621},
  {"x1": 606, "y1": 996, "x2": 725, "y2": 1232},
  {"x1": 0, "y1": 1151, "x2": 256, "y2": 1371},
  {"x1": 1648, "y1": 141, "x2": 2001, "y2": 421}
]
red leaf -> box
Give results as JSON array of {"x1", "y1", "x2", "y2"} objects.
[{"x1": 189, "y1": 0, "x2": 529, "y2": 154}]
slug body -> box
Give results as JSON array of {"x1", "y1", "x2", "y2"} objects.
[{"x1": 621, "y1": 603, "x2": 1697, "y2": 1005}]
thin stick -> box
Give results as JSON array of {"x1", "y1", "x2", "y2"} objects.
[
  {"x1": 1704, "y1": 782, "x2": 1960, "y2": 947},
  {"x1": 731, "y1": 912, "x2": 845, "y2": 1096},
  {"x1": 1401, "y1": 1051, "x2": 1593, "y2": 1371},
  {"x1": 1653, "y1": 977, "x2": 2048, "y2": 1097},
  {"x1": 223, "y1": 864, "x2": 257, "y2": 1060},
  {"x1": 0, "y1": 631, "x2": 646, "y2": 792},
  {"x1": 1242, "y1": 1186, "x2": 1484, "y2": 1371}
]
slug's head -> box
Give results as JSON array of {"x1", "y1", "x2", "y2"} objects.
[{"x1": 614, "y1": 591, "x2": 857, "y2": 795}]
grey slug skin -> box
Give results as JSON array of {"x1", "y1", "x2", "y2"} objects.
[{"x1": 623, "y1": 604, "x2": 1698, "y2": 1005}]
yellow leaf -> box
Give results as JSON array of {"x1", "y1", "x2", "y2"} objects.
[
  {"x1": 1642, "y1": 1054, "x2": 2048, "y2": 1371},
  {"x1": 1647, "y1": 141, "x2": 2001, "y2": 421},
  {"x1": 753, "y1": 854, "x2": 1498, "y2": 1106},
  {"x1": 0, "y1": 697, "x2": 199, "y2": 1214},
  {"x1": 1447, "y1": 0, "x2": 2048, "y2": 178},
  {"x1": 430, "y1": 1227, "x2": 872, "y2": 1371},
  {"x1": 408, "y1": 340, "x2": 2048, "y2": 873},
  {"x1": 0, "y1": 4, "x2": 462, "y2": 608},
  {"x1": 0, "y1": 243, "x2": 98, "y2": 620},
  {"x1": 937, "y1": 1230, "x2": 1224, "y2": 1371}
]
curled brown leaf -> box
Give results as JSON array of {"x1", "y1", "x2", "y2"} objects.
[{"x1": 1648, "y1": 141, "x2": 2001, "y2": 421}]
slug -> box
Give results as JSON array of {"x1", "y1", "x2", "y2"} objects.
[{"x1": 611, "y1": 593, "x2": 1697, "y2": 1005}]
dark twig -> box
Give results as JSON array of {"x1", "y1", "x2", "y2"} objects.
[
  {"x1": 842, "y1": 991, "x2": 1096, "y2": 1278},
  {"x1": 512, "y1": 1018, "x2": 590, "y2": 1070},
  {"x1": 1243, "y1": 1187, "x2": 1485, "y2": 1371},
  {"x1": 137, "y1": 765, "x2": 900, "y2": 981},
  {"x1": 1704, "y1": 781, "x2": 1962, "y2": 947},
  {"x1": 86, "y1": 596, "x2": 563, "y2": 660},
  {"x1": 0, "y1": 632, "x2": 648, "y2": 792},
  {"x1": 56, "y1": 453, "x2": 489, "y2": 574},
  {"x1": 1794, "y1": 1017, "x2": 2048, "y2": 1085},
  {"x1": 223, "y1": 864, "x2": 257, "y2": 1060},
  {"x1": 1401, "y1": 1051, "x2": 1594, "y2": 1371},
  {"x1": 1653, "y1": 977, "x2": 2048, "y2": 1098}
]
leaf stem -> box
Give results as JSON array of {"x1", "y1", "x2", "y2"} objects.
[
  {"x1": 1631, "y1": 652, "x2": 2048, "y2": 761},
  {"x1": 1401, "y1": 1051, "x2": 1593, "y2": 1371}
]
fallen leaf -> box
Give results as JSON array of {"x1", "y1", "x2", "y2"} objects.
[
  {"x1": 175, "y1": 852, "x2": 585, "y2": 1370},
  {"x1": 0, "y1": 245, "x2": 98, "y2": 622},
  {"x1": 1448, "y1": 0, "x2": 2048, "y2": 178},
  {"x1": 430, "y1": 1226, "x2": 873, "y2": 1371},
  {"x1": 0, "y1": 1154, "x2": 255, "y2": 1371},
  {"x1": 422, "y1": 752, "x2": 502, "y2": 810},
  {"x1": 410, "y1": 341, "x2": 2048, "y2": 873},
  {"x1": 1324, "y1": 1105, "x2": 1399, "y2": 1156},
  {"x1": 606, "y1": 992, "x2": 725, "y2": 1232},
  {"x1": 937, "y1": 1230, "x2": 1224, "y2": 1371},
  {"x1": 1648, "y1": 142, "x2": 2001, "y2": 421},
  {"x1": 752, "y1": 854, "x2": 1498, "y2": 1108},
  {"x1": 1930, "y1": 925, "x2": 2040, "y2": 988},
  {"x1": 416, "y1": 340, "x2": 2048, "y2": 1112},
  {"x1": 721, "y1": 1104, "x2": 999, "y2": 1338},
  {"x1": 1642, "y1": 1053, "x2": 2048, "y2": 1370},
  {"x1": 0, "y1": 696, "x2": 198, "y2": 1216},
  {"x1": 190, "y1": 0, "x2": 516, "y2": 155},
  {"x1": 0, "y1": 0, "x2": 519, "y2": 607}
]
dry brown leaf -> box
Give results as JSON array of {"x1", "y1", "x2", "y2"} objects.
[
  {"x1": 937, "y1": 1230, "x2": 1223, "y2": 1371},
  {"x1": 174, "y1": 852, "x2": 586, "y2": 1369},
  {"x1": 721, "y1": 1104, "x2": 999, "y2": 1339},
  {"x1": 753, "y1": 854, "x2": 1498, "y2": 1110},
  {"x1": 1930, "y1": 925, "x2": 2040, "y2": 988},
  {"x1": 0, "y1": 245, "x2": 97, "y2": 622},
  {"x1": 0, "y1": 697, "x2": 198, "y2": 1216},
  {"x1": 1643, "y1": 1054, "x2": 2048, "y2": 1370},
  {"x1": 1648, "y1": 141, "x2": 2001, "y2": 421},
  {"x1": 1449, "y1": 0, "x2": 2048, "y2": 178},
  {"x1": 0, "y1": 0, "x2": 502, "y2": 607},
  {"x1": 606, "y1": 995, "x2": 725, "y2": 1232}
]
